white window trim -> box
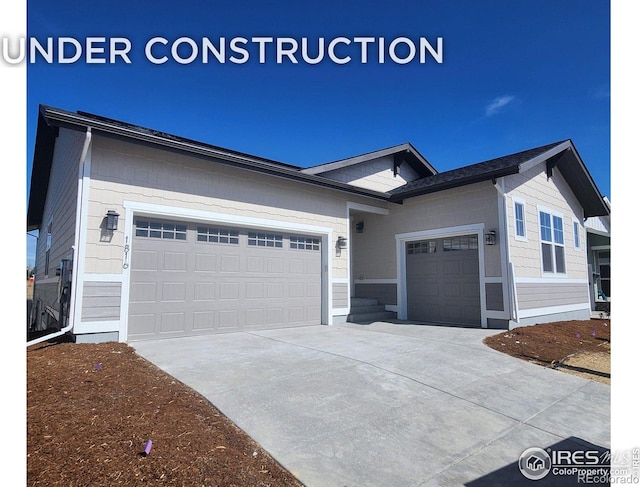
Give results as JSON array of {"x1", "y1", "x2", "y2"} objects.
[
  {"x1": 572, "y1": 218, "x2": 582, "y2": 251},
  {"x1": 537, "y1": 205, "x2": 566, "y2": 276},
  {"x1": 512, "y1": 196, "x2": 527, "y2": 242}
]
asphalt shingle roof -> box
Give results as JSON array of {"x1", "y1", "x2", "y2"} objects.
[{"x1": 389, "y1": 141, "x2": 567, "y2": 201}]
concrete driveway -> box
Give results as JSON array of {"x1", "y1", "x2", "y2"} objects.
[{"x1": 133, "y1": 322, "x2": 610, "y2": 487}]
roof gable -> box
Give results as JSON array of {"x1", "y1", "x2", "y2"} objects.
[
  {"x1": 301, "y1": 143, "x2": 437, "y2": 179},
  {"x1": 389, "y1": 140, "x2": 609, "y2": 218}
]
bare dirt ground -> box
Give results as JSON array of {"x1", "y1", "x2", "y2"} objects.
[
  {"x1": 27, "y1": 319, "x2": 610, "y2": 486},
  {"x1": 483, "y1": 319, "x2": 611, "y2": 384}
]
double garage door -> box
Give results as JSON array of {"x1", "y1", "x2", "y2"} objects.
[
  {"x1": 406, "y1": 234, "x2": 481, "y2": 326},
  {"x1": 128, "y1": 218, "x2": 321, "y2": 341}
]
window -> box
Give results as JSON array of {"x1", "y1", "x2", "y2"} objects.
[
  {"x1": 45, "y1": 222, "x2": 52, "y2": 276},
  {"x1": 197, "y1": 227, "x2": 239, "y2": 244},
  {"x1": 407, "y1": 240, "x2": 437, "y2": 254},
  {"x1": 135, "y1": 220, "x2": 187, "y2": 240},
  {"x1": 442, "y1": 235, "x2": 478, "y2": 251},
  {"x1": 248, "y1": 232, "x2": 283, "y2": 248},
  {"x1": 539, "y1": 210, "x2": 565, "y2": 274},
  {"x1": 573, "y1": 220, "x2": 581, "y2": 250},
  {"x1": 513, "y1": 199, "x2": 527, "y2": 240},
  {"x1": 290, "y1": 236, "x2": 320, "y2": 251}
]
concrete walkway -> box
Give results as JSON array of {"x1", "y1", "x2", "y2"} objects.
[{"x1": 133, "y1": 322, "x2": 610, "y2": 487}]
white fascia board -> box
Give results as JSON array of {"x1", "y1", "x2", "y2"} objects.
[{"x1": 518, "y1": 140, "x2": 572, "y2": 174}]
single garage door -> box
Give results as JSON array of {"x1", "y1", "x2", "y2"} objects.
[
  {"x1": 128, "y1": 218, "x2": 322, "y2": 340},
  {"x1": 406, "y1": 235, "x2": 481, "y2": 325}
]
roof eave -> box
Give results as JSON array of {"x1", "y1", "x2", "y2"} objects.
[
  {"x1": 39, "y1": 106, "x2": 393, "y2": 203},
  {"x1": 27, "y1": 110, "x2": 59, "y2": 230},
  {"x1": 389, "y1": 166, "x2": 520, "y2": 203}
]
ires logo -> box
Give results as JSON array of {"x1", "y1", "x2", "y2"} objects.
[
  {"x1": 519, "y1": 447, "x2": 610, "y2": 481},
  {"x1": 519, "y1": 448, "x2": 552, "y2": 480}
]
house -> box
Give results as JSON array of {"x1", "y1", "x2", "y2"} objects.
[{"x1": 27, "y1": 105, "x2": 610, "y2": 343}]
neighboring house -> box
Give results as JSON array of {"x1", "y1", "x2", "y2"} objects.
[
  {"x1": 585, "y1": 197, "x2": 611, "y2": 311},
  {"x1": 27, "y1": 105, "x2": 610, "y2": 343}
]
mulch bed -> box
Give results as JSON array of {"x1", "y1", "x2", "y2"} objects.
[
  {"x1": 27, "y1": 337, "x2": 303, "y2": 487},
  {"x1": 483, "y1": 319, "x2": 611, "y2": 381}
]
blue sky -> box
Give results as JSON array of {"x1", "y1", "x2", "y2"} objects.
[{"x1": 22, "y1": 0, "x2": 612, "y2": 266}]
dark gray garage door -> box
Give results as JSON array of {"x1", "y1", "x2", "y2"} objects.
[
  {"x1": 128, "y1": 219, "x2": 321, "y2": 340},
  {"x1": 406, "y1": 235, "x2": 481, "y2": 325}
]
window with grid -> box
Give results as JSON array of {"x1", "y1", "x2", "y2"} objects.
[
  {"x1": 539, "y1": 211, "x2": 565, "y2": 274},
  {"x1": 407, "y1": 241, "x2": 437, "y2": 254},
  {"x1": 197, "y1": 227, "x2": 239, "y2": 244},
  {"x1": 135, "y1": 220, "x2": 187, "y2": 240},
  {"x1": 442, "y1": 235, "x2": 478, "y2": 251},
  {"x1": 248, "y1": 232, "x2": 283, "y2": 248},
  {"x1": 573, "y1": 220, "x2": 581, "y2": 250},
  {"x1": 290, "y1": 236, "x2": 320, "y2": 251},
  {"x1": 514, "y1": 201, "x2": 526, "y2": 239}
]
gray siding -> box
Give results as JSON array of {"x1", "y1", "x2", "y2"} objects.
[
  {"x1": 353, "y1": 283, "x2": 397, "y2": 305},
  {"x1": 333, "y1": 283, "x2": 349, "y2": 308},
  {"x1": 34, "y1": 128, "x2": 83, "y2": 280},
  {"x1": 517, "y1": 282, "x2": 588, "y2": 310},
  {"x1": 485, "y1": 283, "x2": 504, "y2": 311},
  {"x1": 81, "y1": 281, "x2": 122, "y2": 322},
  {"x1": 32, "y1": 128, "x2": 85, "y2": 328}
]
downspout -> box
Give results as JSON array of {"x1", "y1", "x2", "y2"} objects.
[
  {"x1": 494, "y1": 178, "x2": 518, "y2": 323},
  {"x1": 27, "y1": 128, "x2": 92, "y2": 347}
]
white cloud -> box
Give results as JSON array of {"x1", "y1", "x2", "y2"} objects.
[{"x1": 485, "y1": 95, "x2": 516, "y2": 116}]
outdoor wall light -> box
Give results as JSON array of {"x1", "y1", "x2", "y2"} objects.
[
  {"x1": 484, "y1": 230, "x2": 497, "y2": 246},
  {"x1": 337, "y1": 236, "x2": 348, "y2": 249},
  {"x1": 355, "y1": 221, "x2": 364, "y2": 233},
  {"x1": 106, "y1": 210, "x2": 120, "y2": 231}
]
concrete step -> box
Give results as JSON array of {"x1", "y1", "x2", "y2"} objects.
[
  {"x1": 349, "y1": 304, "x2": 387, "y2": 314},
  {"x1": 350, "y1": 297, "x2": 380, "y2": 307},
  {"x1": 347, "y1": 311, "x2": 397, "y2": 323}
]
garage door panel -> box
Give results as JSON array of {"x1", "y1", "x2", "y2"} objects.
[
  {"x1": 132, "y1": 250, "x2": 158, "y2": 270},
  {"x1": 245, "y1": 309, "x2": 263, "y2": 327},
  {"x1": 130, "y1": 282, "x2": 156, "y2": 302},
  {"x1": 195, "y1": 253, "x2": 217, "y2": 272},
  {"x1": 219, "y1": 310, "x2": 240, "y2": 329},
  {"x1": 442, "y1": 261, "x2": 460, "y2": 276},
  {"x1": 162, "y1": 252, "x2": 188, "y2": 271},
  {"x1": 194, "y1": 282, "x2": 216, "y2": 301},
  {"x1": 406, "y1": 235, "x2": 481, "y2": 326},
  {"x1": 160, "y1": 312, "x2": 185, "y2": 333},
  {"x1": 289, "y1": 259, "x2": 305, "y2": 274},
  {"x1": 267, "y1": 257, "x2": 285, "y2": 273},
  {"x1": 219, "y1": 282, "x2": 240, "y2": 300},
  {"x1": 246, "y1": 256, "x2": 264, "y2": 273},
  {"x1": 129, "y1": 313, "x2": 155, "y2": 335},
  {"x1": 128, "y1": 220, "x2": 321, "y2": 340},
  {"x1": 193, "y1": 311, "x2": 216, "y2": 330},
  {"x1": 220, "y1": 255, "x2": 240, "y2": 272},
  {"x1": 161, "y1": 282, "x2": 187, "y2": 301},
  {"x1": 267, "y1": 282, "x2": 284, "y2": 298}
]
